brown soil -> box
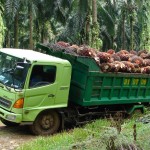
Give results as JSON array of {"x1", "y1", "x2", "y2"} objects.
[{"x1": 0, "y1": 121, "x2": 37, "y2": 150}]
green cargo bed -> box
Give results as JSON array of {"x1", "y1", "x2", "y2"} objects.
[{"x1": 36, "y1": 43, "x2": 150, "y2": 106}]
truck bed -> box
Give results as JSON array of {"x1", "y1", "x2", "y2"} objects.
[{"x1": 37, "y1": 43, "x2": 150, "y2": 106}]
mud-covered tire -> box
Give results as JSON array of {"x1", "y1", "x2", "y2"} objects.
[
  {"x1": 30, "y1": 110, "x2": 60, "y2": 136},
  {"x1": 1, "y1": 118, "x2": 19, "y2": 127}
]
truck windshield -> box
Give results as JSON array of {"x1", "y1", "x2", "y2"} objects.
[{"x1": 0, "y1": 52, "x2": 29, "y2": 90}]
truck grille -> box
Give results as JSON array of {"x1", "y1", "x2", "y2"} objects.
[{"x1": 0, "y1": 97, "x2": 12, "y2": 108}]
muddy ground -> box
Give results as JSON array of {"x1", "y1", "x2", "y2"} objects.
[{"x1": 0, "y1": 121, "x2": 37, "y2": 150}]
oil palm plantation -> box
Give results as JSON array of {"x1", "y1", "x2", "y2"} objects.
[{"x1": 2, "y1": 0, "x2": 150, "y2": 51}]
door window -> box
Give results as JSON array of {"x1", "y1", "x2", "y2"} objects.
[{"x1": 29, "y1": 65, "x2": 56, "y2": 88}]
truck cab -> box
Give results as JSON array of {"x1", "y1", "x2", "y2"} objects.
[{"x1": 0, "y1": 48, "x2": 71, "y2": 135}]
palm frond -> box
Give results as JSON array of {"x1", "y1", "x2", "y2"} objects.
[{"x1": 5, "y1": 0, "x2": 20, "y2": 18}]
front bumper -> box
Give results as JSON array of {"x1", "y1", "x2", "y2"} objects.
[{"x1": 0, "y1": 107, "x2": 22, "y2": 123}]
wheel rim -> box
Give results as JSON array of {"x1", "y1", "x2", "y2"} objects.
[{"x1": 41, "y1": 114, "x2": 54, "y2": 130}]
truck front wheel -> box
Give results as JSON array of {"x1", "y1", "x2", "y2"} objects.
[{"x1": 30, "y1": 110, "x2": 60, "y2": 136}]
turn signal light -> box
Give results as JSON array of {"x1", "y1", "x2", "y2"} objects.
[{"x1": 13, "y1": 98, "x2": 24, "y2": 108}]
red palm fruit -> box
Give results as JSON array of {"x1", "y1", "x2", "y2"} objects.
[
  {"x1": 130, "y1": 50, "x2": 138, "y2": 55},
  {"x1": 140, "y1": 53, "x2": 147, "y2": 59},
  {"x1": 144, "y1": 53, "x2": 150, "y2": 59},
  {"x1": 112, "y1": 61, "x2": 126, "y2": 72},
  {"x1": 128, "y1": 56, "x2": 144, "y2": 66},
  {"x1": 107, "y1": 49, "x2": 115, "y2": 55},
  {"x1": 100, "y1": 63, "x2": 111, "y2": 72},
  {"x1": 122, "y1": 61, "x2": 135, "y2": 72},
  {"x1": 138, "y1": 50, "x2": 148, "y2": 56},
  {"x1": 141, "y1": 66, "x2": 150, "y2": 74},
  {"x1": 69, "y1": 45, "x2": 79, "y2": 52},
  {"x1": 132, "y1": 63, "x2": 141, "y2": 73},
  {"x1": 57, "y1": 41, "x2": 70, "y2": 47},
  {"x1": 143, "y1": 59, "x2": 150, "y2": 66},
  {"x1": 94, "y1": 57, "x2": 100, "y2": 66},
  {"x1": 111, "y1": 54, "x2": 121, "y2": 61},
  {"x1": 78, "y1": 47, "x2": 97, "y2": 58},
  {"x1": 97, "y1": 52, "x2": 111, "y2": 63},
  {"x1": 119, "y1": 54, "x2": 130, "y2": 61},
  {"x1": 119, "y1": 50, "x2": 129, "y2": 54}
]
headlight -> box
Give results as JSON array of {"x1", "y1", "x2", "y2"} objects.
[{"x1": 6, "y1": 115, "x2": 16, "y2": 121}]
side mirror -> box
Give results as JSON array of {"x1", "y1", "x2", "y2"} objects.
[
  {"x1": 16, "y1": 65, "x2": 24, "y2": 70},
  {"x1": 15, "y1": 62, "x2": 31, "y2": 69}
]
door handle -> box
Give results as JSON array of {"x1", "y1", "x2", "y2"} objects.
[{"x1": 48, "y1": 94, "x2": 55, "y2": 97}]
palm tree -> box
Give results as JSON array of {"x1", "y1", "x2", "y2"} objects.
[
  {"x1": 28, "y1": 1, "x2": 34, "y2": 49},
  {"x1": 2, "y1": 0, "x2": 150, "y2": 51},
  {"x1": 91, "y1": 0, "x2": 102, "y2": 49},
  {"x1": 0, "y1": 0, "x2": 5, "y2": 48},
  {"x1": 136, "y1": 0, "x2": 150, "y2": 50},
  {"x1": 97, "y1": 0, "x2": 149, "y2": 51},
  {"x1": 5, "y1": 0, "x2": 21, "y2": 48},
  {"x1": 28, "y1": 0, "x2": 72, "y2": 48},
  {"x1": 59, "y1": 0, "x2": 101, "y2": 46}
]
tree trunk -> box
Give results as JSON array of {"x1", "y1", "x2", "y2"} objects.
[
  {"x1": 41, "y1": 24, "x2": 45, "y2": 43},
  {"x1": 91, "y1": 0, "x2": 102, "y2": 49},
  {"x1": 91, "y1": 0, "x2": 97, "y2": 46},
  {"x1": 85, "y1": 11, "x2": 90, "y2": 45},
  {"x1": 6, "y1": 30, "x2": 11, "y2": 48},
  {"x1": 14, "y1": 12, "x2": 19, "y2": 48},
  {"x1": 29, "y1": 5, "x2": 33, "y2": 49},
  {"x1": 92, "y1": 0, "x2": 97, "y2": 24},
  {"x1": 113, "y1": 0, "x2": 116, "y2": 10},
  {"x1": 130, "y1": 15, "x2": 134, "y2": 50},
  {"x1": 122, "y1": 11, "x2": 125, "y2": 49}
]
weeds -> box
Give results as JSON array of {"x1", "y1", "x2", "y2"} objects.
[{"x1": 19, "y1": 111, "x2": 150, "y2": 150}]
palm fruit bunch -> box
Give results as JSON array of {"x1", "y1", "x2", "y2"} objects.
[
  {"x1": 57, "y1": 41, "x2": 70, "y2": 47},
  {"x1": 96, "y1": 49, "x2": 150, "y2": 74},
  {"x1": 78, "y1": 46, "x2": 97, "y2": 57},
  {"x1": 128, "y1": 56, "x2": 144, "y2": 67},
  {"x1": 130, "y1": 50, "x2": 138, "y2": 55},
  {"x1": 45, "y1": 41, "x2": 150, "y2": 74},
  {"x1": 97, "y1": 52, "x2": 111, "y2": 63},
  {"x1": 141, "y1": 66, "x2": 150, "y2": 74},
  {"x1": 143, "y1": 59, "x2": 150, "y2": 66}
]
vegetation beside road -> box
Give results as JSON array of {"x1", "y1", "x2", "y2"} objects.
[{"x1": 19, "y1": 110, "x2": 150, "y2": 150}]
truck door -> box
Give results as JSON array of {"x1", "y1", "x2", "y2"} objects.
[{"x1": 24, "y1": 64, "x2": 57, "y2": 110}]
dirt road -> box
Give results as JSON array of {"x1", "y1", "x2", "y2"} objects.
[{"x1": 0, "y1": 122, "x2": 37, "y2": 150}]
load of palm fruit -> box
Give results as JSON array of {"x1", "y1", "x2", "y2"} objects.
[{"x1": 45, "y1": 41, "x2": 150, "y2": 74}]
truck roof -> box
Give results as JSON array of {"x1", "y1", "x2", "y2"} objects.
[{"x1": 0, "y1": 48, "x2": 70, "y2": 64}]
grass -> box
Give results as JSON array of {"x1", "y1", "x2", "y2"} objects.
[
  {"x1": 18, "y1": 120, "x2": 110, "y2": 150},
  {"x1": 18, "y1": 112, "x2": 150, "y2": 150}
]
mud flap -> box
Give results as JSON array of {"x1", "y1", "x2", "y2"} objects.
[{"x1": 125, "y1": 105, "x2": 144, "y2": 115}]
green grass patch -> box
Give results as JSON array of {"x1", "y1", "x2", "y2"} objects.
[
  {"x1": 18, "y1": 119, "x2": 110, "y2": 150},
  {"x1": 18, "y1": 113, "x2": 150, "y2": 150}
]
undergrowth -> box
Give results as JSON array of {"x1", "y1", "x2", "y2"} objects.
[{"x1": 18, "y1": 110, "x2": 150, "y2": 150}]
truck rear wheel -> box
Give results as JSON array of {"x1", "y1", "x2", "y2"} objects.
[
  {"x1": 1, "y1": 118, "x2": 19, "y2": 126},
  {"x1": 30, "y1": 110, "x2": 60, "y2": 136}
]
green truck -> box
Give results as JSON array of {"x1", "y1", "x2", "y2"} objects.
[{"x1": 0, "y1": 45, "x2": 149, "y2": 135}]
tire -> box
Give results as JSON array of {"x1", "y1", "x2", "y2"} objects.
[
  {"x1": 30, "y1": 110, "x2": 60, "y2": 136},
  {"x1": 1, "y1": 118, "x2": 19, "y2": 127}
]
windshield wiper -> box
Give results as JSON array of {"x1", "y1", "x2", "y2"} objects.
[{"x1": 0, "y1": 80, "x2": 11, "y2": 91}]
